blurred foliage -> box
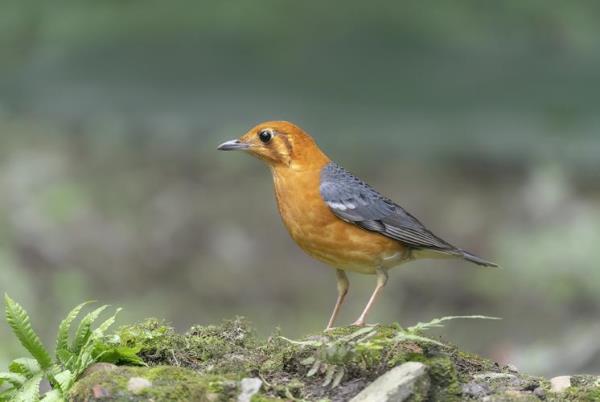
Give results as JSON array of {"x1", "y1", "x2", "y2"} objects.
[{"x1": 0, "y1": 0, "x2": 599, "y2": 378}]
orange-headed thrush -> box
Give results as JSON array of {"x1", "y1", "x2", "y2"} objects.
[{"x1": 218, "y1": 121, "x2": 497, "y2": 330}]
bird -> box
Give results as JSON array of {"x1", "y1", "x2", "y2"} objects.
[{"x1": 218, "y1": 121, "x2": 497, "y2": 330}]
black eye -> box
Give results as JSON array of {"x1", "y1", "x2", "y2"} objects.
[{"x1": 258, "y1": 129, "x2": 272, "y2": 143}]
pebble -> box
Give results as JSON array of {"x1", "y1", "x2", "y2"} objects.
[
  {"x1": 533, "y1": 386, "x2": 546, "y2": 398},
  {"x1": 550, "y1": 376, "x2": 571, "y2": 393},
  {"x1": 462, "y1": 381, "x2": 491, "y2": 398},
  {"x1": 92, "y1": 384, "x2": 110, "y2": 398},
  {"x1": 350, "y1": 362, "x2": 429, "y2": 402},
  {"x1": 127, "y1": 377, "x2": 152, "y2": 394},
  {"x1": 506, "y1": 364, "x2": 519, "y2": 373},
  {"x1": 237, "y1": 377, "x2": 262, "y2": 402}
]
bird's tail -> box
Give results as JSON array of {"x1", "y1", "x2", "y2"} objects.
[{"x1": 459, "y1": 249, "x2": 499, "y2": 268}]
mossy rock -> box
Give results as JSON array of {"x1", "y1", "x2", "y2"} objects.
[
  {"x1": 68, "y1": 318, "x2": 600, "y2": 401},
  {"x1": 69, "y1": 366, "x2": 238, "y2": 401}
]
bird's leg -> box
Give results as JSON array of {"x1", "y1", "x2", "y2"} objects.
[
  {"x1": 325, "y1": 269, "x2": 349, "y2": 331},
  {"x1": 352, "y1": 267, "x2": 388, "y2": 326}
]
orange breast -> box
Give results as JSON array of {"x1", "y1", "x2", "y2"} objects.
[{"x1": 271, "y1": 166, "x2": 406, "y2": 274}]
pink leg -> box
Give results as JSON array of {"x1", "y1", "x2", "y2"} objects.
[
  {"x1": 352, "y1": 267, "x2": 388, "y2": 326},
  {"x1": 325, "y1": 269, "x2": 349, "y2": 330}
]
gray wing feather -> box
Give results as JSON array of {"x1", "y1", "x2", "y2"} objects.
[{"x1": 319, "y1": 162, "x2": 457, "y2": 252}]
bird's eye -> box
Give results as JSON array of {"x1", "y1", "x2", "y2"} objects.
[{"x1": 258, "y1": 129, "x2": 273, "y2": 143}]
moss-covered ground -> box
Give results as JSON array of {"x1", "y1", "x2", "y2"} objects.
[{"x1": 69, "y1": 318, "x2": 600, "y2": 401}]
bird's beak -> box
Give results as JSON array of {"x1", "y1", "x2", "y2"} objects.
[{"x1": 217, "y1": 139, "x2": 250, "y2": 151}]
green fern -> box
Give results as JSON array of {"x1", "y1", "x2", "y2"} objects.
[
  {"x1": 282, "y1": 326, "x2": 381, "y2": 388},
  {"x1": 405, "y1": 315, "x2": 501, "y2": 335},
  {"x1": 39, "y1": 389, "x2": 62, "y2": 402},
  {"x1": 95, "y1": 308, "x2": 122, "y2": 334},
  {"x1": 55, "y1": 301, "x2": 91, "y2": 362},
  {"x1": 0, "y1": 372, "x2": 27, "y2": 387},
  {"x1": 13, "y1": 373, "x2": 43, "y2": 402},
  {"x1": 72, "y1": 305, "x2": 108, "y2": 354},
  {"x1": 1, "y1": 295, "x2": 141, "y2": 402},
  {"x1": 53, "y1": 370, "x2": 74, "y2": 395},
  {"x1": 4, "y1": 295, "x2": 53, "y2": 371}
]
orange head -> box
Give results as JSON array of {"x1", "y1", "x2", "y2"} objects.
[{"x1": 217, "y1": 121, "x2": 330, "y2": 169}]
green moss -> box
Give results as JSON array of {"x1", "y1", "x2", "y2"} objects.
[
  {"x1": 546, "y1": 376, "x2": 600, "y2": 402},
  {"x1": 571, "y1": 375, "x2": 600, "y2": 388},
  {"x1": 250, "y1": 395, "x2": 286, "y2": 402},
  {"x1": 484, "y1": 392, "x2": 540, "y2": 401},
  {"x1": 427, "y1": 356, "x2": 461, "y2": 401},
  {"x1": 410, "y1": 373, "x2": 432, "y2": 402},
  {"x1": 70, "y1": 318, "x2": 600, "y2": 401},
  {"x1": 116, "y1": 317, "x2": 262, "y2": 376},
  {"x1": 117, "y1": 318, "x2": 184, "y2": 364},
  {"x1": 451, "y1": 348, "x2": 500, "y2": 382},
  {"x1": 69, "y1": 366, "x2": 236, "y2": 401},
  {"x1": 560, "y1": 387, "x2": 600, "y2": 402}
]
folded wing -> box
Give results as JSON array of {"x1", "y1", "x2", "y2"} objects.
[
  {"x1": 320, "y1": 162, "x2": 455, "y2": 250},
  {"x1": 319, "y1": 162, "x2": 497, "y2": 268}
]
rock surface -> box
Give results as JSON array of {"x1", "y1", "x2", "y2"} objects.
[{"x1": 349, "y1": 362, "x2": 429, "y2": 402}]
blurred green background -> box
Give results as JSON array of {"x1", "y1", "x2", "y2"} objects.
[{"x1": 1, "y1": 1, "x2": 600, "y2": 377}]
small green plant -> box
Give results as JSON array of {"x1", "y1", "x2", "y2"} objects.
[
  {"x1": 0, "y1": 294, "x2": 143, "y2": 402},
  {"x1": 395, "y1": 315, "x2": 501, "y2": 346},
  {"x1": 281, "y1": 315, "x2": 500, "y2": 388}
]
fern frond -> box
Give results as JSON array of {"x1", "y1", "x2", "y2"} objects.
[
  {"x1": 12, "y1": 372, "x2": 42, "y2": 402},
  {"x1": 91, "y1": 344, "x2": 144, "y2": 366},
  {"x1": 322, "y1": 365, "x2": 336, "y2": 387},
  {"x1": 0, "y1": 389, "x2": 17, "y2": 402},
  {"x1": 8, "y1": 358, "x2": 41, "y2": 378},
  {"x1": 337, "y1": 326, "x2": 376, "y2": 343},
  {"x1": 331, "y1": 367, "x2": 345, "y2": 388},
  {"x1": 53, "y1": 370, "x2": 74, "y2": 395},
  {"x1": 279, "y1": 336, "x2": 323, "y2": 347},
  {"x1": 71, "y1": 305, "x2": 108, "y2": 354},
  {"x1": 72, "y1": 346, "x2": 96, "y2": 378},
  {"x1": 55, "y1": 349, "x2": 74, "y2": 369},
  {"x1": 407, "y1": 315, "x2": 500, "y2": 334},
  {"x1": 306, "y1": 359, "x2": 321, "y2": 377},
  {"x1": 393, "y1": 332, "x2": 445, "y2": 346},
  {"x1": 4, "y1": 294, "x2": 53, "y2": 370},
  {"x1": 0, "y1": 372, "x2": 27, "y2": 387},
  {"x1": 3, "y1": 297, "x2": 129, "y2": 402},
  {"x1": 56, "y1": 301, "x2": 92, "y2": 361},
  {"x1": 94, "y1": 308, "x2": 122, "y2": 336},
  {"x1": 39, "y1": 389, "x2": 63, "y2": 402}
]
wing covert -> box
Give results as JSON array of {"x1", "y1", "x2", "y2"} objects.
[{"x1": 319, "y1": 162, "x2": 457, "y2": 252}]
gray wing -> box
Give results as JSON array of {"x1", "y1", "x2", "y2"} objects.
[{"x1": 319, "y1": 162, "x2": 458, "y2": 252}]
